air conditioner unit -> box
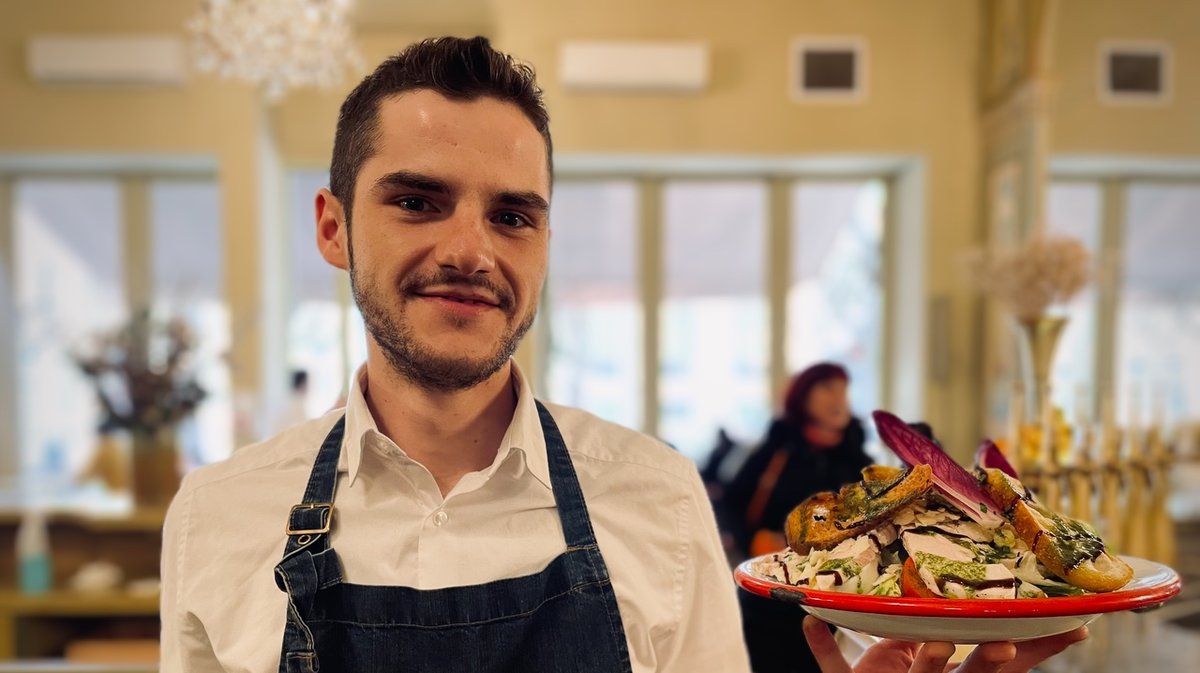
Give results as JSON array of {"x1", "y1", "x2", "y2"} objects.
[
  {"x1": 27, "y1": 35, "x2": 186, "y2": 86},
  {"x1": 560, "y1": 41, "x2": 709, "y2": 92}
]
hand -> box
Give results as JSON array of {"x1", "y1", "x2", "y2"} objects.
[{"x1": 802, "y1": 616, "x2": 1088, "y2": 673}]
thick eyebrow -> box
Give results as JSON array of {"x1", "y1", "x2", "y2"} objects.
[
  {"x1": 370, "y1": 170, "x2": 548, "y2": 213},
  {"x1": 370, "y1": 170, "x2": 450, "y2": 196},
  {"x1": 497, "y1": 191, "x2": 550, "y2": 213}
]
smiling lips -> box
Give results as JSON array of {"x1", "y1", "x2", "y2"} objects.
[{"x1": 415, "y1": 288, "x2": 502, "y2": 310}]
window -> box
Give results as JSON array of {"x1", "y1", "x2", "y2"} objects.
[
  {"x1": 8, "y1": 172, "x2": 229, "y2": 489},
  {"x1": 537, "y1": 169, "x2": 893, "y2": 466},
  {"x1": 660, "y1": 180, "x2": 770, "y2": 459},
  {"x1": 787, "y1": 180, "x2": 886, "y2": 419},
  {"x1": 1044, "y1": 175, "x2": 1200, "y2": 426},
  {"x1": 1118, "y1": 183, "x2": 1200, "y2": 423},
  {"x1": 150, "y1": 179, "x2": 232, "y2": 466},
  {"x1": 14, "y1": 179, "x2": 125, "y2": 485},
  {"x1": 1045, "y1": 182, "x2": 1102, "y2": 419},
  {"x1": 543, "y1": 181, "x2": 642, "y2": 429},
  {"x1": 285, "y1": 169, "x2": 346, "y2": 418}
]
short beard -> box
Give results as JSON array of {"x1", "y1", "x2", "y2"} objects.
[{"x1": 350, "y1": 257, "x2": 536, "y2": 394}]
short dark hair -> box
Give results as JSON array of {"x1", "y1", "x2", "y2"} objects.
[{"x1": 329, "y1": 36, "x2": 552, "y2": 219}]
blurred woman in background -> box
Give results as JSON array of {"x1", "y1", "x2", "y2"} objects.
[{"x1": 723, "y1": 362, "x2": 872, "y2": 673}]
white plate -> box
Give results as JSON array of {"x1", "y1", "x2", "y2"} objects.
[{"x1": 735, "y1": 555, "x2": 1181, "y2": 643}]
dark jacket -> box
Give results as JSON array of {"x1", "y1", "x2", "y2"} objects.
[
  {"x1": 725, "y1": 417, "x2": 873, "y2": 673},
  {"x1": 723, "y1": 416, "x2": 872, "y2": 557}
]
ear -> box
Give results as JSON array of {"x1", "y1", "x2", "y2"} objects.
[{"x1": 316, "y1": 188, "x2": 349, "y2": 271}]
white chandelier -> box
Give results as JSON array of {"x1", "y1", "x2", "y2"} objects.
[{"x1": 187, "y1": 0, "x2": 365, "y2": 102}]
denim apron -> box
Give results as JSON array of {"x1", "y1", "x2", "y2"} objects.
[{"x1": 273, "y1": 401, "x2": 634, "y2": 673}]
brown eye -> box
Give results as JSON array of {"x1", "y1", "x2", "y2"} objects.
[
  {"x1": 494, "y1": 211, "x2": 529, "y2": 228},
  {"x1": 396, "y1": 197, "x2": 429, "y2": 211}
]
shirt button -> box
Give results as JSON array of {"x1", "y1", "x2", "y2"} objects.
[{"x1": 432, "y1": 510, "x2": 449, "y2": 527}]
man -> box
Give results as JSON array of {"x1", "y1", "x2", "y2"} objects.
[
  {"x1": 161, "y1": 37, "x2": 1085, "y2": 673},
  {"x1": 162, "y1": 36, "x2": 746, "y2": 673}
]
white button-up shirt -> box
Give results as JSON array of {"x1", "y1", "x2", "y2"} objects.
[{"x1": 161, "y1": 364, "x2": 751, "y2": 672}]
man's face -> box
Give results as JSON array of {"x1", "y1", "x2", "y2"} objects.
[{"x1": 340, "y1": 90, "x2": 550, "y2": 392}]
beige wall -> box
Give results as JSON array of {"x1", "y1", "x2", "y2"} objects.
[
  {"x1": 1053, "y1": 0, "x2": 1200, "y2": 154},
  {"x1": 2, "y1": 0, "x2": 1196, "y2": 455}
]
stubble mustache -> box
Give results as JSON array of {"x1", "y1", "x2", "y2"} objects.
[{"x1": 399, "y1": 268, "x2": 516, "y2": 315}]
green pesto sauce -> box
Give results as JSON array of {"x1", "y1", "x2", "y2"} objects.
[
  {"x1": 870, "y1": 575, "x2": 901, "y2": 597},
  {"x1": 863, "y1": 469, "x2": 906, "y2": 497},
  {"x1": 1029, "y1": 503, "x2": 1106, "y2": 570},
  {"x1": 914, "y1": 552, "x2": 987, "y2": 583},
  {"x1": 818, "y1": 558, "x2": 862, "y2": 576},
  {"x1": 949, "y1": 537, "x2": 981, "y2": 555},
  {"x1": 836, "y1": 480, "x2": 909, "y2": 528},
  {"x1": 982, "y1": 544, "x2": 1014, "y2": 564}
]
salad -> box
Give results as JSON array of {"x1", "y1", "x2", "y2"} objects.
[{"x1": 750, "y1": 411, "x2": 1133, "y2": 600}]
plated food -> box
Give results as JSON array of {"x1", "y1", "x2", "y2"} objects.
[{"x1": 750, "y1": 411, "x2": 1133, "y2": 600}]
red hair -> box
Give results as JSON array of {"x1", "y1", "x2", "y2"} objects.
[{"x1": 782, "y1": 362, "x2": 849, "y2": 426}]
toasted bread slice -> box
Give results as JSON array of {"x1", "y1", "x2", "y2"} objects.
[
  {"x1": 836, "y1": 464, "x2": 933, "y2": 529},
  {"x1": 784, "y1": 464, "x2": 933, "y2": 554},
  {"x1": 979, "y1": 467, "x2": 1133, "y2": 592},
  {"x1": 861, "y1": 464, "x2": 906, "y2": 486},
  {"x1": 784, "y1": 491, "x2": 871, "y2": 554}
]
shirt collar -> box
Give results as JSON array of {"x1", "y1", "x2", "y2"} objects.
[{"x1": 340, "y1": 361, "x2": 551, "y2": 492}]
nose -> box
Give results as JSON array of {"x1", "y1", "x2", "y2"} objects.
[{"x1": 434, "y1": 213, "x2": 497, "y2": 276}]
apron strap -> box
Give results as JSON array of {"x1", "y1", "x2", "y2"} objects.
[
  {"x1": 281, "y1": 416, "x2": 346, "y2": 557},
  {"x1": 273, "y1": 417, "x2": 347, "y2": 666},
  {"x1": 535, "y1": 400, "x2": 601, "y2": 551}
]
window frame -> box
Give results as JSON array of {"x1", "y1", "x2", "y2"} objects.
[
  {"x1": 542, "y1": 156, "x2": 920, "y2": 447},
  {"x1": 0, "y1": 155, "x2": 219, "y2": 479},
  {"x1": 1048, "y1": 156, "x2": 1200, "y2": 422}
]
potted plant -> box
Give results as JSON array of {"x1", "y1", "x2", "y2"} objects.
[{"x1": 72, "y1": 309, "x2": 207, "y2": 509}]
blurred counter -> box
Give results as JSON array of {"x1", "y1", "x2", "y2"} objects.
[{"x1": 0, "y1": 506, "x2": 162, "y2": 660}]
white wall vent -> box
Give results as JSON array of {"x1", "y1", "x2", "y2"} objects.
[
  {"x1": 560, "y1": 41, "x2": 708, "y2": 92},
  {"x1": 1099, "y1": 40, "x2": 1171, "y2": 105},
  {"x1": 790, "y1": 37, "x2": 867, "y2": 103},
  {"x1": 27, "y1": 35, "x2": 186, "y2": 86}
]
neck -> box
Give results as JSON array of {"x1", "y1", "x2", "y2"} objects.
[
  {"x1": 804, "y1": 423, "x2": 843, "y2": 448},
  {"x1": 362, "y1": 350, "x2": 518, "y2": 497}
]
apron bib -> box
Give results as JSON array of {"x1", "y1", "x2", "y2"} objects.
[{"x1": 273, "y1": 401, "x2": 634, "y2": 673}]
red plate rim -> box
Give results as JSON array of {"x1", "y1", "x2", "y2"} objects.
[{"x1": 734, "y1": 555, "x2": 1181, "y2": 618}]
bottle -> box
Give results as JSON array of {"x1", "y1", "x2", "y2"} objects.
[{"x1": 16, "y1": 508, "x2": 52, "y2": 594}]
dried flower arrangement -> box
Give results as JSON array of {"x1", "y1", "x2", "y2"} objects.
[
  {"x1": 72, "y1": 309, "x2": 207, "y2": 436},
  {"x1": 965, "y1": 235, "x2": 1092, "y2": 321}
]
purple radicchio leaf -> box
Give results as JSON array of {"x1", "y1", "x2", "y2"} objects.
[
  {"x1": 974, "y1": 438, "x2": 1019, "y2": 479},
  {"x1": 871, "y1": 410, "x2": 1004, "y2": 527}
]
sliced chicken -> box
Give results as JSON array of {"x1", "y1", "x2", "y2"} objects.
[{"x1": 901, "y1": 530, "x2": 976, "y2": 563}]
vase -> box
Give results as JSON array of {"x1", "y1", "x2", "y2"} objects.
[
  {"x1": 1013, "y1": 315, "x2": 1068, "y2": 485},
  {"x1": 80, "y1": 431, "x2": 131, "y2": 494},
  {"x1": 130, "y1": 426, "x2": 182, "y2": 510},
  {"x1": 1015, "y1": 315, "x2": 1068, "y2": 418}
]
